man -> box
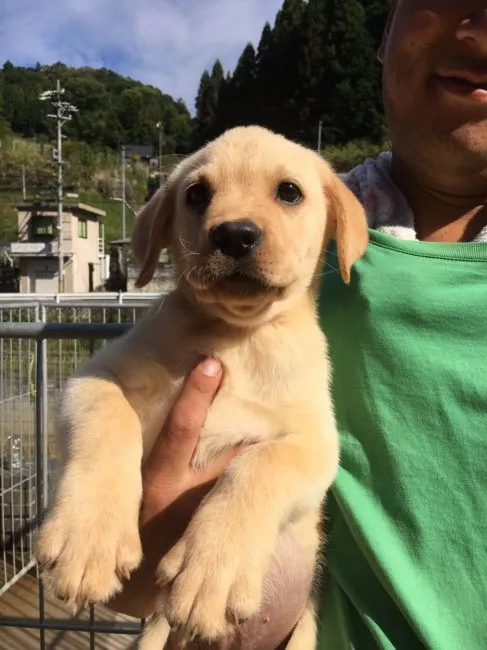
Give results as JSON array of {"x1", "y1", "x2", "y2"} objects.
[{"x1": 110, "y1": 1, "x2": 487, "y2": 648}]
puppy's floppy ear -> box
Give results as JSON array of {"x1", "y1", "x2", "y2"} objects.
[
  {"x1": 131, "y1": 172, "x2": 178, "y2": 289},
  {"x1": 326, "y1": 174, "x2": 369, "y2": 284}
]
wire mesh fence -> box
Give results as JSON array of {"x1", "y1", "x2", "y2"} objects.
[{"x1": 0, "y1": 296, "x2": 158, "y2": 649}]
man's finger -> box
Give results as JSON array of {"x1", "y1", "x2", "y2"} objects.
[{"x1": 144, "y1": 357, "x2": 222, "y2": 475}]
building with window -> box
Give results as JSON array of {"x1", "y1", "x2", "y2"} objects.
[{"x1": 10, "y1": 201, "x2": 107, "y2": 293}]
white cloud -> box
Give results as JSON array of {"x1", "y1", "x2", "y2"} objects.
[{"x1": 0, "y1": 0, "x2": 283, "y2": 111}]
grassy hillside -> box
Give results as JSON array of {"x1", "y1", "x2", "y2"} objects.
[{"x1": 0, "y1": 136, "x2": 186, "y2": 246}]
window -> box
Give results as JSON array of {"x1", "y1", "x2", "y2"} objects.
[
  {"x1": 78, "y1": 218, "x2": 88, "y2": 238},
  {"x1": 32, "y1": 217, "x2": 54, "y2": 237}
]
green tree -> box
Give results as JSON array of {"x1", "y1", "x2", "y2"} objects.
[
  {"x1": 194, "y1": 61, "x2": 224, "y2": 146},
  {"x1": 321, "y1": 0, "x2": 384, "y2": 144},
  {"x1": 296, "y1": 0, "x2": 329, "y2": 139},
  {"x1": 217, "y1": 44, "x2": 258, "y2": 129},
  {"x1": 359, "y1": 0, "x2": 390, "y2": 51},
  {"x1": 267, "y1": 0, "x2": 306, "y2": 135},
  {"x1": 231, "y1": 44, "x2": 258, "y2": 99},
  {"x1": 0, "y1": 89, "x2": 10, "y2": 138},
  {"x1": 254, "y1": 22, "x2": 277, "y2": 126}
]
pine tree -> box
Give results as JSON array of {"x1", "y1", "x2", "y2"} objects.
[
  {"x1": 256, "y1": 22, "x2": 273, "y2": 71},
  {"x1": 194, "y1": 60, "x2": 226, "y2": 145},
  {"x1": 296, "y1": 0, "x2": 329, "y2": 141},
  {"x1": 321, "y1": 0, "x2": 384, "y2": 144},
  {"x1": 210, "y1": 60, "x2": 224, "y2": 93},
  {"x1": 0, "y1": 90, "x2": 9, "y2": 138},
  {"x1": 268, "y1": 0, "x2": 306, "y2": 136},
  {"x1": 232, "y1": 44, "x2": 258, "y2": 96},
  {"x1": 252, "y1": 22, "x2": 277, "y2": 127},
  {"x1": 274, "y1": 0, "x2": 306, "y2": 37},
  {"x1": 359, "y1": 0, "x2": 390, "y2": 51},
  {"x1": 195, "y1": 71, "x2": 217, "y2": 145},
  {"x1": 359, "y1": 0, "x2": 390, "y2": 121},
  {"x1": 224, "y1": 43, "x2": 258, "y2": 127}
]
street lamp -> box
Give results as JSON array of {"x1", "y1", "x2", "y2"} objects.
[{"x1": 40, "y1": 80, "x2": 78, "y2": 293}]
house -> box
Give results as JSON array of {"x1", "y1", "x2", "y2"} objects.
[
  {"x1": 124, "y1": 144, "x2": 158, "y2": 169},
  {"x1": 10, "y1": 201, "x2": 107, "y2": 293}
]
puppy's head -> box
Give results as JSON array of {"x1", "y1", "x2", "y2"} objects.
[{"x1": 132, "y1": 126, "x2": 368, "y2": 326}]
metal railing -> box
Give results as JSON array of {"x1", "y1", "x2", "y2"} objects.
[
  {"x1": 0, "y1": 299, "x2": 157, "y2": 648},
  {"x1": 0, "y1": 292, "x2": 160, "y2": 304}
]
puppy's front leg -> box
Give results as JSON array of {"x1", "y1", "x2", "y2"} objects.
[
  {"x1": 157, "y1": 420, "x2": 338, "y2": 644},
  {"x1": 36, "y1": 377, "x2": 144, "y2": 610}
]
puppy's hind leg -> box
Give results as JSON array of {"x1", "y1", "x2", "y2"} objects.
[
  {"x1": 138, "y1": 612, "x2": 171, "y2": 650},
  {"x1": 285, "y1": 599, "x2": 317, "y2": 650}
]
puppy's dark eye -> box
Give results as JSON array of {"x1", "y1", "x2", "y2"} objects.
[
  {"x1": 187, "y1": 183, "x2": 211, "y2": 211},
  {"x1": 276, "y1": 182, "x2": 303, "y2": 205}
]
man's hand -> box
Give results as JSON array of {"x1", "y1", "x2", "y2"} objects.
[
  {"x1": 141, "y1": 356, "x2": 241, "y2": 526},
  {"x1": 108, "y1": 357, "x2": 240, "y2": 618}
]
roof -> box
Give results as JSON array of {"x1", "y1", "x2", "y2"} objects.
[
  {"x1": 15, "y1": 201, "x2": 106, "y2": 218},
  {"x1": 124, "y1": 144, "x2": 154, "y2": 157}
]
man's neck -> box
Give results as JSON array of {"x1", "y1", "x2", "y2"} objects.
[{"x1": 390, "y1": 154, "x2": 487, "y2": 243}]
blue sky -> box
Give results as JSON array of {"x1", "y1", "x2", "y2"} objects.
[{"x1": 0, "y1": 0, "x2": 283, "y2": 112}]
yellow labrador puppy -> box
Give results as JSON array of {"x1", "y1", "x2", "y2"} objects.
[{"x1": 36, "y1": 126, "x2": 368, "y2": 649}]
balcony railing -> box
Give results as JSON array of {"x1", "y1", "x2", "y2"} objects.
[{"x1": 10, "y1": 242, "x2": 58, "y2": 257}]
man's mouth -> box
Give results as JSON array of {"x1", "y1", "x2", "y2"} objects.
[{"x1": 435, "y1": 72, "x2": 487, "y2": 102}]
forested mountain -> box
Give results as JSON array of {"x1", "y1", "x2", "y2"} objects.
[{"x1": 0, "y1": 61, "x2": 193, "y2": 153}]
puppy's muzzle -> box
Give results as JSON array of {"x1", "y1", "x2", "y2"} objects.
[{"x1": 210, "y1": 220, "x2": 263, "y2": 260}]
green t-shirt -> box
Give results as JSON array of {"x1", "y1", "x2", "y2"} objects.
[{"x1": 317, "y1": 230, "x2": 487, "y2": 650}]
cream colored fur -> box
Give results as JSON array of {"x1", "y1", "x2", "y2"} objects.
[{"x1": 36, "y1": 126, "x2": 368, "y2": 649}]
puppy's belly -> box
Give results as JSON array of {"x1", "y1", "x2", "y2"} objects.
[{"x1": 169, "y1": 511, "x2": 320, "y2": 650}]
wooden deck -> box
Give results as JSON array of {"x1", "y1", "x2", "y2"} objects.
[{"x1": 0, "y1": 569, "x2": 142, "y2": 649}]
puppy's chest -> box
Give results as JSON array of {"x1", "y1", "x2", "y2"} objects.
[{"x1": 195, "y1": 342, "x2": 312, "y2": 465}]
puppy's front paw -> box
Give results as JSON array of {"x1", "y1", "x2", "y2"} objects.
[
  {"x1": 36, "y1": 480, "x2": 142, "y2": 610},
  {"x1": 157, "y1": 502, "x2": 271, "y2": 643}
]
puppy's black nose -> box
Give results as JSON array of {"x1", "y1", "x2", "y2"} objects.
[{"x1": 210, "y1": 220, "x2": 262, "y2": 259}]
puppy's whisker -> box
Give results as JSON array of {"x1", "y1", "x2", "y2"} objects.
[
  {"x1": 179, "y1": 236, "x2": 199, "y2": 259},
  {"x1": 150, "y1": 293, "x2": 167, "y2": 319},
  {"x1": 323, "y1": 261, "x2": 339, "y2": 272},
  {"x1": 316, "y1": 269, "x2": 341, "y2": 278},
  {"x1": 176, "y1": 271, "x2": 186, "y2": 288},
  {"x1": 187, "y1": 265, "x2": 198, "y2": 280}
]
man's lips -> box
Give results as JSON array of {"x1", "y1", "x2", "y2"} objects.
[{"x1": 435, "y1": 71, "x2": 487, "y2": 102}]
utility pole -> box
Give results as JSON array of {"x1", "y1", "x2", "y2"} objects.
[
  {"x1": 121, "y1": 144, "x2": 126, "y2": 241},
  {"x1": 40, "y1": 80, "x2": 78, "y2": 293},
  {"x1": 156, "y1": 121, "x2": 163, "y2": 187},
  {"x1": 317, "y1": 120, "x2": 323, "y2": 153},
  {"x1": 21, "y1": 164, "x2": 26, "y2": 200}
]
